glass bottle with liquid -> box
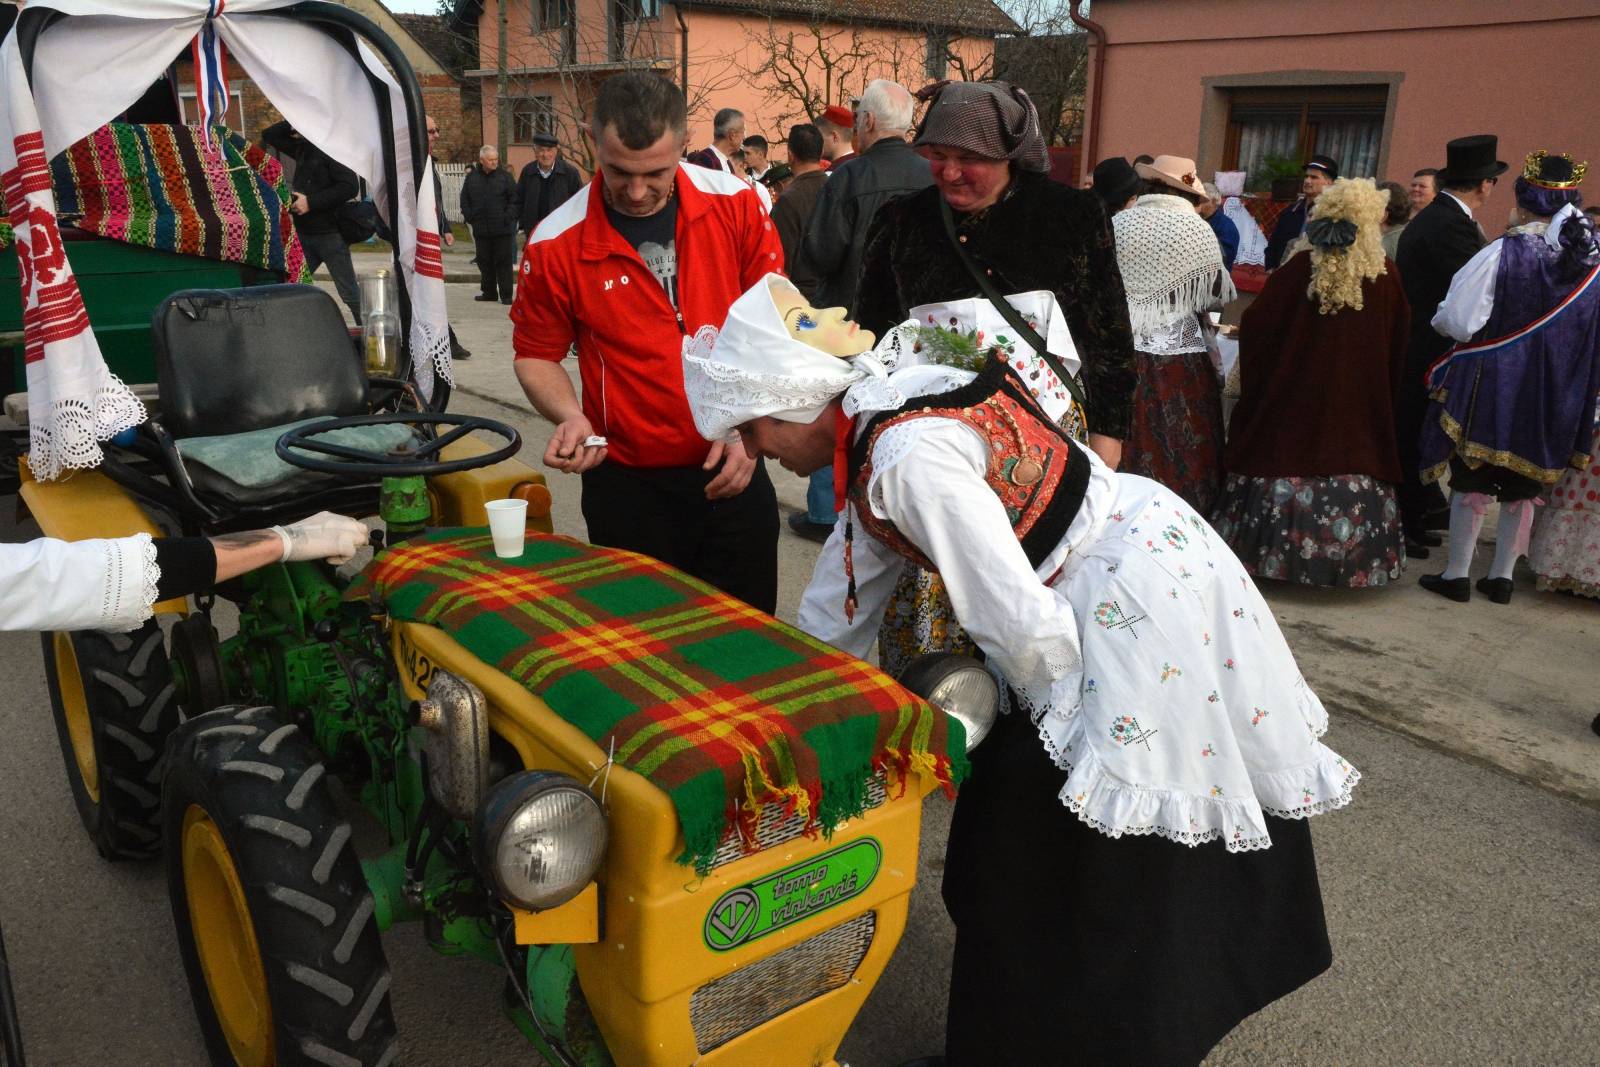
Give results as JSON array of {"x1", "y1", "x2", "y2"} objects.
[{"x1": 364, "y1": 308, "x2": 400, "y2": 376}]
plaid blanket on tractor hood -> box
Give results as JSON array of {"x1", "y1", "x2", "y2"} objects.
[{"x1": 351, "y1": 530, "x2": 968, "y2": 872}]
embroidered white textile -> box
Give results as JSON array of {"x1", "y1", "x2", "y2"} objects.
[{"x1": 799, "y1": 420, "x2": 1360, "y2": 852}]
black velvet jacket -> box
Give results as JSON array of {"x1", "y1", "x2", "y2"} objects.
[{"x1": 853, "y1": 172, "x2": 1138, "y2": 439}]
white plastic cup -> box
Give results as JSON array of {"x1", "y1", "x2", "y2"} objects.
[{"x1": 485, "y1": 498, "x2": 528, "y2": 559}]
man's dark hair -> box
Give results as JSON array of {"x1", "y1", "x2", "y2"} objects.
[
  {"x1": 1133, "y1": 154, "x2": 1155, "y2": 166},
  {"x1": 787, "y1": 124, "x2": 823, "y2": 164},
  {"x1": 591, "y1": 72, "x2": 686, "y2": 150},
  {"x1": 1379, "y1": 180, "x2": 1410, "y2": 226},
  {"x1": 1413, "y1": 167, "x2": 1438, "y2": 179},
  {"x1": 712, "y1": 108, "x2": 744, "y2": 139},
  {"x1": 742, "y1": 134, "x2": 768, "y2": 154}
]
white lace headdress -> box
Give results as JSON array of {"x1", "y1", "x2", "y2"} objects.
[{"x1": 681, "y1": 273, "x2": 903, "y2": 440}]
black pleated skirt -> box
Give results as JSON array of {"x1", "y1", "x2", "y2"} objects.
[{"x1": 941, "y1": 706, "x2": 1333, "y2": 1066}]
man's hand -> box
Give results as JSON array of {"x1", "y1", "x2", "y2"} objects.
[
  {"x1": 1086, "y1": 432, "x2": 1123, "y2": 470},
  {"x1": 290, "y1": 192, "x2": 309, "y2": 216},
  {"x1": 443, "y1": 231, "x2": 455, "y2": 247},
  {"x1": 703, "y1": 436, "x2": 756, "y2": 499},
  {"x1": 544, "y1": 417, "x2": 608, "y2": 474}
]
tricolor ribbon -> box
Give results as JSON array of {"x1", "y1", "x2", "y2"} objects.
[
  {"x1": 1426, "y1": 259, "x2": 1600, "y2": 391},
  {"x1": 191, "y1": 0, "x2": 229, "y2": 150}
]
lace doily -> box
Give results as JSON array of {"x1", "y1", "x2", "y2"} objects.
[{"x1": 1114, "y1": 194, "x2": 1237, "y2": 335}]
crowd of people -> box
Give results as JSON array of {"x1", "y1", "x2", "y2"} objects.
[
  {"x1": 1089, "y1": 136, "x2": 1600, "y2": 606},
  {"x1": 369, "y1": 70, "x2": 1595, "y2": 1063}
]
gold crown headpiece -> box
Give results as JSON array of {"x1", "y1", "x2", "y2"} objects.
[{"x1": 1522, "y1": 150, "x2": 1587, "y2": 189}]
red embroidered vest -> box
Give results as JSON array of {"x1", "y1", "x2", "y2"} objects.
[{"x1": 846, "y1": 359, "x2": 1090, "y2": 572}]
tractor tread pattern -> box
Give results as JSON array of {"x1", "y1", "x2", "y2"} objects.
[
  {"x1": 163, "y1": 706, "x2": 398, "y2": 1066},
  {"x1": 41, "y1": 620, "x2": 179, "y2": 860}
]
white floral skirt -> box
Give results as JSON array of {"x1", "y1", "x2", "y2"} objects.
[{"x1": 1032, "y1": 474, "x2": 1359, "y2": 852}]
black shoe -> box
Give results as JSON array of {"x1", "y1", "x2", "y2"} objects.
[
  {"x1": 1475, "y1": 576, "x2": 1513, "y2": 604},
  {"x1": 474, "y1": 293, "x2": 496, "y2": 302},
  {"x1": 1405, "y1": 539, "x2": 1432, "y2": 560},
  {"x1": 1408, "y1": 530, "x2": 1443, "y2": 547},
  {"x1": 1591, "y1": 712, "x2": 1599, "y2": 738},
  {"x1": 452, "y1": 346, "x2": 472, "y2": 360},
  {"x1": 501, "y1": 297, "x2": 514, "y2": 305},
  {"x1": 786, "y1": 511, "x2": 834, "y2": 544},
  {"x1": 1419, "y1": 573, "x2": 1471, "y2": 602}
]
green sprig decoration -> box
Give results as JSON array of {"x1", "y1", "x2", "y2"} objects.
[{"x1": 907, "y1": 324, "x2": 1013, "y2": 372}]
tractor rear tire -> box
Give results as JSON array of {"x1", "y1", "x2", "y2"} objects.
[
  {"x1": 163, "y1": 705, "x2": 398, "y2": 1067},
  {"x1": 41, "y1": 619, "x2": 178, "y2": 860}
]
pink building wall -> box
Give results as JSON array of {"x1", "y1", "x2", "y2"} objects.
[
  {"x1": 1086, "y1": 0, "x2": 1600, "y2": 235},
  {"x1": 474, "y1": 0, "x2": 993, "y2": 175}
]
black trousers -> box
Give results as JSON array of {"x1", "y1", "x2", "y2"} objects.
[
  {"x1": 942, "y1": 706, "x2": 1333, "y2": 1067},
  {"x1": 1396, "y1": 347, "x2": 1449, "y2": 533},
  {"x1": 472, "y1": 229, "x2": 516, "y2": 301},
  {"x1": 580, "y1": 459, "x2": 779, "y2": 614}
]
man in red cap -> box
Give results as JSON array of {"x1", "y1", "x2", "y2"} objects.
[{"x1": 815, "y1": 102, "x2": 857, "y2": 169}]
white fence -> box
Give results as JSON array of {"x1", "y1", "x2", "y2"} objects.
[{"x1": 437, "y1": 162, "x2": 467, "y2": 225}]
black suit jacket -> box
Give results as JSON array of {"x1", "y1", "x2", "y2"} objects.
[{"x1": 1395, "y1": 195, "x2": 1485, "y2": 370}]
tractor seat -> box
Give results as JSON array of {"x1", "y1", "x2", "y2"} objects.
[{"x1": 152, "y1": 285, "x2": 401, "y2": 527}]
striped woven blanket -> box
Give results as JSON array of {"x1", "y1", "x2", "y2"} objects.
[
  {"x1": 352, "y1": 530, "x2": 967, "y2": 872},
  {"x1": 41, "y1": 123, "x2": 305, "y2": 279}
]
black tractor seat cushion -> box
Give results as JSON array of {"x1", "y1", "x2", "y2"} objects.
[{"x1": 153, "y1": 284, "x2": 369, "y2": 440}]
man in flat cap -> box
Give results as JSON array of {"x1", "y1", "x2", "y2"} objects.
[
  {"x1": 1264, "y1": 154, "x2": 1337, "y2": 269},
  {"x1": 517, "y1": 129, "x2": 584, "y2": 244}
]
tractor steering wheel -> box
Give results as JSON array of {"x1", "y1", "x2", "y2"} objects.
[{"x1": 276, "y1": 412, "x2": 521, "y2": 478}]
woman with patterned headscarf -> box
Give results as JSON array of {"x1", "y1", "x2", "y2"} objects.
[
  {"x1": 1213, "y1": 178, "x2": 1411, "y2": 588},
  {"x1": 849, "y1": 79, "x2": 1137, "y2": 680}
]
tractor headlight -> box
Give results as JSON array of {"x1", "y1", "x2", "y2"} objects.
[
  {"x1": 898, "y1": 654, "x2": 1000, "y2": 753},
  {"x1": 473, "y1": 771, "x2": 608, "y2": 911}
]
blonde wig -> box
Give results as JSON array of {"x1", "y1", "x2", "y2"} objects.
[{"x1": 1305, "y1": 178, "x2": 1388, "y2": 314}]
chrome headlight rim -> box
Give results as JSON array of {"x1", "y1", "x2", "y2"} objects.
[
  {"x1": 472, "y1": 770, "x2": 608, "y2": 911},
  {"x1": 897, "y1": 653, "x2": 1000, "y2": 753}
]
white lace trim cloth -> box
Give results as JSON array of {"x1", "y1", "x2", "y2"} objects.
[
  {"x1": 1030, "y1": 674, "x2": 1359, "y2": 853},
  {"x1": 101, "y1": 532, "x2": 159, "y2": 633},
  {"x1": 1134, "y1": 312, "x2": 1208, "y2": 356},
  {"x1": 1114, "y1": 194, "x2": 1238, "y2": 336}
]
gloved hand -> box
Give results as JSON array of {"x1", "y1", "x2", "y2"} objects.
[{"x1": 272, "y1": 512, "x2": 370, "y2": 564}]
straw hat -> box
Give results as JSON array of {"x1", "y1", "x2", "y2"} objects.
[{"x1": 1135, "y1": 154, "x2": 1206, "y2": 199}]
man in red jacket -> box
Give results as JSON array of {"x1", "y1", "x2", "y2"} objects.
[{"x1": 511, "y1": 73, "x2": 785, "y2": 612}]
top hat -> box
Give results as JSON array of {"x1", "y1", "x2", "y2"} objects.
[
  {"x1": 1522, "y1": 150, "x2": 1587, "y2": 189},
  {"x1": 1439, "y1": 135, "x2": 1508, "y2": 183},
  {"x1": 531, "y1": 131, "x2": 559, "y2": 148},
  {"x1": 1135, "y1": 154, "x2": 1207, "y2": 200},
  {"x1": 820, "y1": 104, "x2": 855, "y2": 129},
  {"x1": 1092, "y1": 156, "x2": 1140, "y2": 208},
  {"x1": 1305, "y1": 154, "x2": 1339, "y2": 179}
]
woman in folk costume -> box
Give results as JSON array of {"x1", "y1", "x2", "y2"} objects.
[
  {"x1": 848, "y1": 80, "x2": 1135, "y2": 679},
  {"x1": 1214, "y1": 178, "x2": 1412, "y2": 588},
  {"x1": 1115, "y1": 155, "x2": 1238, "y2": 515},
  {"x1": 1419, "y1": 150, "x2": 1600, "y2": 605},
  {"x1": 683, "y1": 275, "x2": 1358, "y2": 1067}
]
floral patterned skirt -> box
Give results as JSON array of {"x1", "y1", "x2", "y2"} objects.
[
  {"x1": 1529, "y1": 416, "x2": 1600, "y2": 598},
  {"x1": 1123, "y1": 348, "x2": 1225, "y2": 517},
  {"x1": 1211, "y1": 473, "x2": 1404, "y2": 588}
]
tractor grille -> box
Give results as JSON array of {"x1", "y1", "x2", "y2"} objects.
[
  {"x1": 709, "y1": 773, "x2": 889, "y2": 870},
  {"x1": 689, "y1": 911, "x2": 877, "y2": 1053}
]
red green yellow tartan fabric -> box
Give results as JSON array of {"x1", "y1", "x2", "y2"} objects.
[{"x1": 351, "y1": 529, "x2": 967, "y2": 872}]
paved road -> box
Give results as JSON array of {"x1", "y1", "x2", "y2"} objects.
[{"x1": 1, "y1": 281, "x2": 1596, "y2": 1065}]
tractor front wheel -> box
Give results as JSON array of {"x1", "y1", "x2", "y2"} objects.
[
  {"x1": 163, "y1": 706, "x2": 398, "y2": 1067},
  {"x1": 41, "y1": 619, "x2": 178, "y2": 859}
]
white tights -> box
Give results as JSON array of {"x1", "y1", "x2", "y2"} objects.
[{"x1": 1441, "y1": 492, "x2": 1530, "y2": 581}]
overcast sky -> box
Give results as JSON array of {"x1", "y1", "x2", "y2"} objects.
[{"x1": 385, "y1": 0, "x2": 438, "y2": 13}]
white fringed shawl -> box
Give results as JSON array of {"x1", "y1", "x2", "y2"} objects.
[{"x1": 1113, "y1": 194, "x2": 1236, "y2": 336}]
